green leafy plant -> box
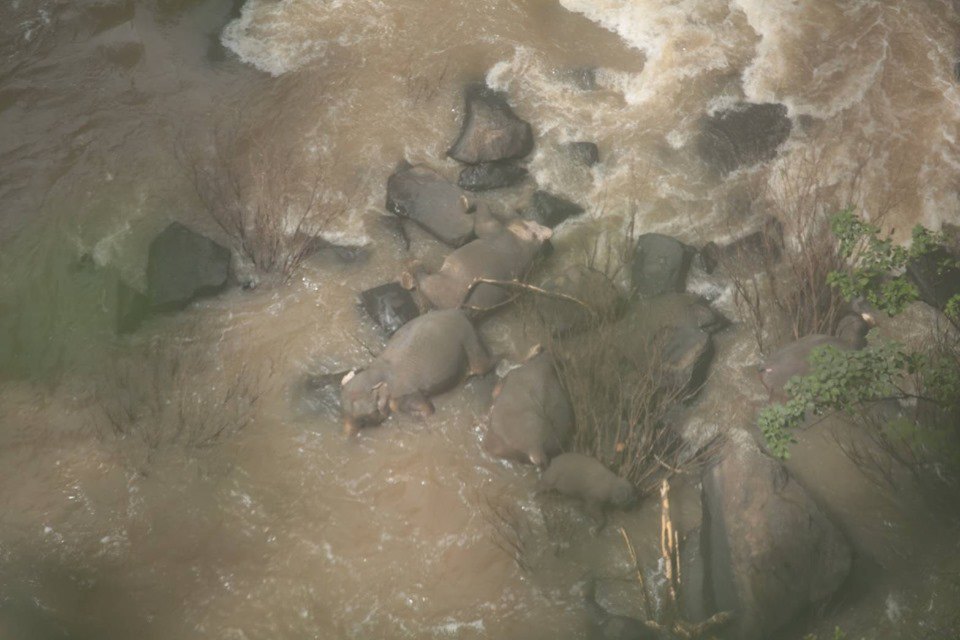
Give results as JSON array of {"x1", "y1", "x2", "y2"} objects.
[{"x1": 759, "y1": 211, "x2": 960, "y2": 491}]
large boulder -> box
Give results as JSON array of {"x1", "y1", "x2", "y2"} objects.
[
  {"x1": 701, "y1": 432, "x2": 852, "y2": 640},
  {"x1": 447, "y1": 84, "x2": 534, "y2": 164},
  {"x1": 906, "y1": 244, "x2": 960, "y2": 311},
  {"x1": 385, "y1": 163, "x2": 475, "y2": 247},
  {"x1": 116, "y1": 280, "x2": 148, "y2": 334},
  {"x1": 631, "y1": 233, "x2": 693, "y2": 298},
  {"x1": 146, "y1": 222, "x2": 230, "y2": 311},
  {"x1": 360, "y1": 282, "x2": 420, "y2": 336},
  {"x1": 522, "y1": 190, "x2": 585, "y2": 229},
  {"x1": 457, "y1": 161, "x2": 528, "y2": 192},
  {"x1": 695, "y1": 103, "x2": 792, "y2": 175}
]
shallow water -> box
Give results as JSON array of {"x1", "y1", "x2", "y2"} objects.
[{"x1": 2, "y1": 0, "x2": 960, "y2": 638}]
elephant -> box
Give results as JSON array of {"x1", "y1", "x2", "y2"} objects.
[
  {"x1": 538, "y1": 453, "x2": 636, "y2": 528},
  {"x1": 482, "y1": 346, "x2": 574, "y2": 467},
  {"x1": 402, "y1": 217, "x2": 552, "y2": 311},
  {"x1": 759, "y1": 311, "x2": 874, "y2": 399},
  {"x1": 340, "y1": 309, "x2": 494, "y2": 435}
]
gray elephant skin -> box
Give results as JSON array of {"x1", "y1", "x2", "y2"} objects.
[
  {"x1": 483, "y1": 348, "x2": 574, "y2": 467},
  {"x1": 405, "y1": 218, "x2": 552, "y2": 311},
  {"x1": 340, "y1": 309, "x2": 494, "y2": 435}
]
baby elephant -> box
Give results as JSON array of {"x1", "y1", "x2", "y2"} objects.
[
  {"x1": 403, "y1": 218, "x2": 552, "y2": 311},
  {"x1": 340, "y1": 309, "x2": 494, "y2": 435},
  {"x1": 538, "y1": 453, "x2": 636, "y2": 529},
  {"x1": 483, "y1": 347, "x2": 574, "y2": 467}
]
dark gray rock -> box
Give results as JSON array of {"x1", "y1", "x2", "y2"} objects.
[
  {"x1": 696, "y1": 103, "x2": 792, "y2": 175},
  {"x1": 448, "y1": 84, "x2": 534, "y2": 164},
  {"x1": 906, "y1": 245, "x2": 960, "y2": 311},
  {"x1": 584, "y1": 580, "x2": 659, "y2": 640},
  {"x1": 661, "y1": 324, "x2": 714, "y2": 394},
  {"x1": 563, "y1": 141, "x2": 600, "y2": 167},
  {"x1": 385, "y1": 163, "x2": 475, "y2": 247},
  {"x1": 457, "y1": 161, "x2": 528, "y2": 191},
  {"x1": 116, "y1": 280, "x2": 148, "y2": 335},
  {"x1": 631, "y1": 233, "x2": 692, "y2": 298},
  {"x1": 523, "y1": 190, "x2": 585, "y2": 229},
  {"x1": 701, "y1": 434, "x2": 852, "y2": 640},
  {"x1": 360, "y1": 282, "x2": 420, "y2": 336},
  {"x1": 697, "y1": 217, "x2": 784, "y2": 274},
  {"x1": 146, "y1": 222, "x2": 230, "y2": 311}
]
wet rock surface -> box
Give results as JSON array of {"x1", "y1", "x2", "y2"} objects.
[
  {"x1": 360, "y1": 282, "x2": 420, "y2": 336},
  {"x1": 695, "y1": 103, "x2": 792, "y2": 175},
  {"x1": 457, "y1": 161, "x2": 529, "y2": 191},
  {"x1": 385, "y1": 162, "x2": 475, "y2": 247},
  {"x1": 146, "y1": 222, "x2": 231, "y2": 311},
  {"x1": 522, "y1": 190, "x2": 585, "y2": 228},
  {"x1": 447, "y1": 84, "x2": 534, "y2": 164},
  {"x1": 631, "y1": 233, "x2": 693, "y2": 298},
  {"x1": 701, "y1": 432, "x2": 852, "y2": 640}
]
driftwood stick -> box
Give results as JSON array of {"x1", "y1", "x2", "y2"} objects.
[
  {"x1": 618, "y1": 526, "x2": 654, "y2": 621},
  {"x1": 458, "y1": 277, "x2": 600, "y2": 315}
]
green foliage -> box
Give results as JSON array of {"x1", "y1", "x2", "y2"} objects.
[
  {"x1": 758, "y1": 339, "x2": 909, "y2": 458},
  {"x1": 826, "y1": 209, "x2": 956, "y2": 316},
  {"x1": 760, "y1": 211, "x2": 960, "y2": 463}
]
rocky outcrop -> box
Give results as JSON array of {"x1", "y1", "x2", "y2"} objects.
[
  {"x1": 360, "y1": 282, "x2": 420, "y2": 336},
  {"x1": 631, "y1": 233, "x2": 693, "y2": 298},
  {"x1": 146, "y1": 222, "x2": 231, "y2": 311},
  {"x1": 447, "y1": 84, "x2": 534, "y2": 164},
  {"x1": 385, "y1": 163, "x2": 475, "y2": 247},
  {"x1": 457, "y1": 161, "x2": 528, "y2": 191},
  {"x1": 695, "y1": 103, "x2": 792, "y2": 175},
  {"x1": 522, "y1": 190, "x2": 585, "y2": 229},
  {"x1": 701, "y1": 432, "x2": 852, "y2": 640}
]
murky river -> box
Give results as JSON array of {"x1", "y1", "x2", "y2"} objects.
[{"x1": 1, "y1": 0, "x2": 959, "y2": 638}]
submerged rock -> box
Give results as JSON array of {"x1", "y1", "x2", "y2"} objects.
[
  {"x1": 448, "y1": 84, "x2": 534, "y2": 164},
  {"x1": 458, "y1": 161, "x2": 528, "y2": 191},
  {"x1": 360, "y1": 282, "x2": 420, "y2": 336},
  {"x1": 522, "y1": 190, "x2": 585, "y2": 228},
  {"x1": 385, "y1": 162, "x2": 475, "y2": 247},
  {"x1": 116, "y1": 280, "x2": 148, "y2": 335},
  {"x1": 695, "y1": 103, "x2": 792, "y2": 175},
  {"x1": 631, "y1": 233, "x2": 693, "y2": 298},
  {"x1": 146, "y1": 222, "x2": 231, "y2": 311},
  {"x1": 562, "y1": 141, "x2": 600, "y2": 167},
  {"x1": 701, "y1": 433, "x2": 852, "y2": 640}
]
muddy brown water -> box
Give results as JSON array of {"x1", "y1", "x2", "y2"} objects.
[{"x1": 2, "y1": 0, "x2": 960, "y2": 638}]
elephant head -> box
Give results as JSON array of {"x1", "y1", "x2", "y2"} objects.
[{"x1": 340, "y1": 368, "x2": 391, "y2": 436}]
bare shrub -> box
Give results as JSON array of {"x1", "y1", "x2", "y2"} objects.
[
  {"x1": 719, "y1": 153, "x2": 883, "y2": 351},
  {"x1": 550, "y1": 325, "x2": 704, "y2": 496},
  {"x1": 835, "y1": 321, "x2": 960, "y2": 512},
  {"x1": 180, "y1": 112, "x2": 347, "y2": 281},
  {"x1": 96, "y1": 341, "x2": 264, "y2": 452},
  {"x1": 479, "y1": 493, "x2": 536, "y2": 573}
]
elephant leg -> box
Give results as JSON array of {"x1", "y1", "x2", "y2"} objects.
[
  {"x1": 584, "y1": 501, "x2": 607, "y2": 535},
  {"x1": 464, "y1": 333, "x2": 495, "y2": 377},
  {"x1": 394, "y1": 392, "x2": 435, "y2": 419}
]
